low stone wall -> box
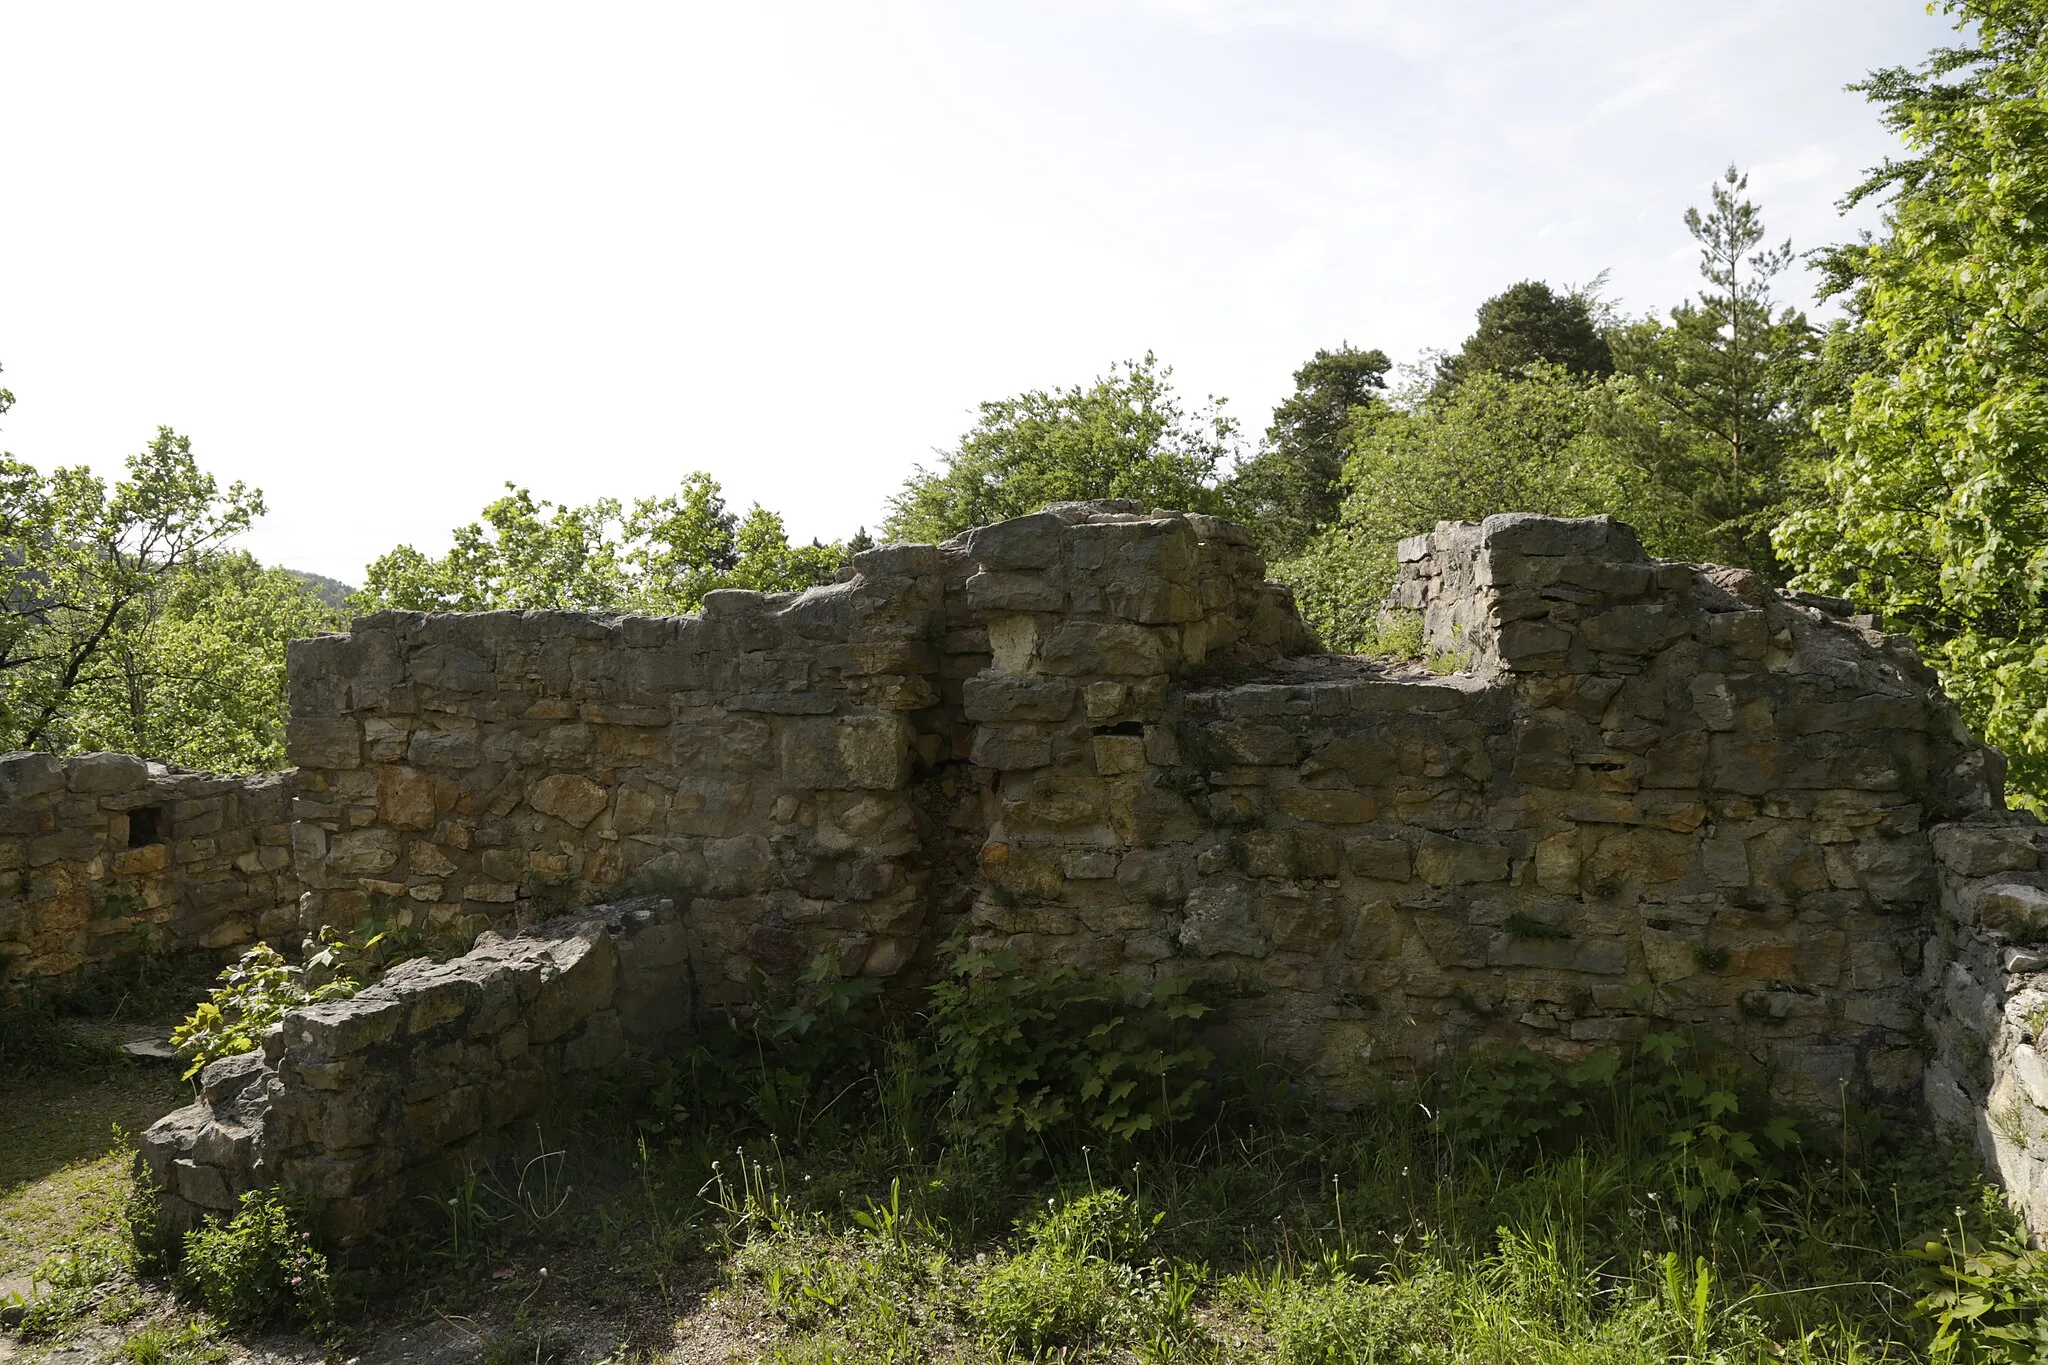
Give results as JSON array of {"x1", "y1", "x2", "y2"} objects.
[
  {"x1": 1922, "y1": 819, "x2": 2048, "y2": 1226},
  {"x1": 140, "y1": 896, "x2": 685, "y2": 1240},
  {"x1": 0, "y1": 752, "x2": 298, "y2": 987}
]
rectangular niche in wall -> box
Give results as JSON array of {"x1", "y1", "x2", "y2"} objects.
[{"x1": 127, "y1": 806, "x2": 163, "y2": 848}]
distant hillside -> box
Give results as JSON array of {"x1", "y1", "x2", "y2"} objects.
[{"x1": 286, "y1": 569, "x2": 355, "y2": 609}]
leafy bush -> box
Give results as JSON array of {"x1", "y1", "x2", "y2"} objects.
[
  {"x1": 972, "y1": 1190, "x2": 1157, "y2": 1355},
  {"x1": 170, "y1": 941, "x2": 364, "y2": 1078},
  {"x1": 927, "y1": 948, "x2": 1212, "y2": 1156},
  {"x1": 176, "y1": 1190, "x2": 334, "y2": 1330}
]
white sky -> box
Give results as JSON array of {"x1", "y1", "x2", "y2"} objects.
[{"x1": 0, "y1": 1, "x2": 1954, "y2": 583}]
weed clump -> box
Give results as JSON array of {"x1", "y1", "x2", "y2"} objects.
[{"x1": 175, "y1": 1190, "x2": 334, "y2": 1331}]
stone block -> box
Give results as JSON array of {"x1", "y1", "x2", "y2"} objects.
[
  {"x1": 971, "y1": 725, "x2": 1054, "y2": 771},
  {"x1": 1273, "y1": 788, "x2": 1378, "y2": 824},
  {"x1": 1094, "y1": 735, "x2": 1148, "y2": 776},
  {"x1": 1934, "y1": 825, "x2": 2041, "y2": 877},
  {"x1": 66, "y1": 752, "x2": 149, "y2": 794},
  {"x1": 289, "y1": 718, "x2": 363, "y2": 769},
  {"x1": 1415, "y1": 834, "x2": 1509, "y2": 886},
  {"x1": 528, "y1": 774, "x2": 610, "y2": 828},
  {"x1": 962, "y1": 675, "x2": 1076, "y2": 723}
]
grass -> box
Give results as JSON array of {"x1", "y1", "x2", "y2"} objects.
[{"x1": 0, "y1": 958, "x2": 2031, "y2": 1363}]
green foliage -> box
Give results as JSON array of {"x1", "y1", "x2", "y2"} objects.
[
  {"x1": 0, "y1": 420, "x2": 274, "y2": 760},
  {"x1": 355, "y1": 473, "x2": 846, "y2": 615},
  {"x1": 971, "y1": 1189, "x2": 1159, "y2": 1355},
  {"x1": 170, "y1": 943, "x2": 360, "y2": 1079},
  {"x1": 1279, "y1": 366, "x2": 1709, "y2": 652},
  {"x1": 1435, "y1": 278, "x2": 1615, "y2": 390},
  {"x1": 1267, "y1": 1265, "x2": 1456, "y2": 1365},
  {"x1": 1912, "y1": 1200, "x2": 2048, "y2": 1364},
  {"x1": 176, "y1": 1189, "x2": 335, "y2": 1331},
  {"x1": 927, "y1": 947, "x2": 1213, "y2": 1155},
  {"x1": 1776, "y1": 1, "x2": 2048, "y2": 811},
  {"x1": 1226, "y1": 344, "x2": 1392, "y2": 558},
  {"x1": 61, "y1": 551, "x2": 342, "y2": 772},
  {"x1": 1609, "y1": 167, "x2": 1822, "y2": 579},
  {"x1": 883, "y1": 353, "x2": 1235, "y2": 543}
]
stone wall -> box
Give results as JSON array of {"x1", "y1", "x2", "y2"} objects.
[
  {"x1": 133, "y1": 503, "x2": 2048, "y2": 1239},
  {"x1": 1922, "y1": 819, "x2": 2048, "y2": 1227},
  {"x1": 283, "y1": 501, "x2": 1305, "y2": 1012},
  {"x1": 0, "y1": 752, "x2": 298, "y2": 987},
  {"x1": 140, "y1": 896, "x2": 685, "y2": 1239},
  {"x1": 969, "y1": 512, "x2": 2002, "y2": 1110}
]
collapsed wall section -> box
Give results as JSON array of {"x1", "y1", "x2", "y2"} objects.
[
  {"x1": 140, "y1": 896, "x2": 684, "y2": 1239},
  {"x1": 0, "y1": 752, "x2": 297, "y2": 986}
]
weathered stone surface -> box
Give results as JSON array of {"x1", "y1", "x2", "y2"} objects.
[{"x1": 528, "y1": 774, "x2": 610, "y2": 828}]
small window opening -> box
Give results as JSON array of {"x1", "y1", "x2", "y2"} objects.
[
  {"x1": 127, "y1": 807, "x2": 162, "y2": 848},
  {"x1": 1095, "y1": 721, "x2": 1145, "y2": 737}
]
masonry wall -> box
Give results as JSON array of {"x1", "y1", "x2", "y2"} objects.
[
  {"x1": 0, "y1": 752, "x2": 298, "y2": 987},
  {"x1": 1921, "y1": 820, "x2": 2048, "y2": 1225},
  {"x1": 132, "y1": 503, "x2": 2048, "y2": 1240},
  {"x1": 283, "y1": 503, "x2": 1305, "y2": 1011},
  {"x1": 964, "y1": 512, "x2": 2004, "y2": 1111},
  {"x1": 141, "y1": 896, "x2": 684, "y2": 1240}
]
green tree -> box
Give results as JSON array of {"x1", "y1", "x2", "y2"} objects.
[
  {"x1": 356, "y1": 475, "x2": 846, "y2": 615},
  {"x1": 0, "y1": 426, "x2": 266, "y2": 754},
  {"x1": 1435, "y1": 280, "x2": 1614, "y2": 389},
  {"x1": 1279, "y1": 367, "x2": 1711, "y2": 652},
  {"x1": 65, "y1": 552, "x2": 342, "y2": 772},
  {"x1": 1777, "y1": 1, "x2": 2048, "y2": 809},
  {"x1": 1609, "y1": 169, "x2": 1821, "y2": 577},
  {"x1": 883, "y1": 354, "x2": 1234, "y2": 543},
  {"x1": 1225, "y1": 344, "x2": 1392, "y2": 558}
]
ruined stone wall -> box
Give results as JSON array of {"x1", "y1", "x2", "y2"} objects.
[
  {"x1": 142, "y1": 896, "x2": 685, "y2": 1239},
  {"x1": 283, "y1": 502, "x2": 1304, "y2": 1013},
  {"x1": 1922, "y1": 820, "x2": 2048, "y2": 1226},
  {"x1": 137, "y1": 503, "x2": 2043, "y2": 1240},
  {"x1": 968, "y1": 512, "x2": 2003, "y2": 1111},
  {"x1": 0, "y1": 752, "x2": 298, "y2": 987}
]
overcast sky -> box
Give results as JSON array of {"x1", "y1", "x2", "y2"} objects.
[{"x1": 0, "y1": 1, "x2": 1955, "y2": 583}]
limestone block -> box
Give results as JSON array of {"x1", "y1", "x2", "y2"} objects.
[
  {"x1": 66, "y1": 752, "x2": 149, "y2": 794},
  {"x1": 1975, "y1": 882, "x2": 2048, "y2": 939},
  {"x1": 1180, "y1": 878, "x2": 1268, "y2": 958},
  {"x1": 962, "y1": 675, "x2": 1076, "y2": 723},
  {"x1": 407, "y1": 728, "x2": 481, "y2": 770},
  {"x1": 0, "y1": 752, "x2": 64, "y2": 799},
  {"x1": 527, "y1": 773, "x2": 611, "y2": 829},
  {"x1": 1415, "y1": 834, "x2": 1509, "y2": 886},
  {"x1": 971, "y1": 725, "x2": 1054, "y2": 771},
  {"x1": 965, "y1": 571, "x2": 1064, "y2": 613},
  {"x1": 328, "y1": 827, "x2": 402, "y2": 876},
  {"x1": 1036, "y1": 621, "x2": 1176, "y2": 677},
  {"x1": 1934, "y1": 826, "x2": 2041, "y2": 878},
  {"x1": 378, "y1": 768, "x2": 440, "y2": 831},
  {"x1": 1273, "y1": 788, "x2": 1377, "y2": 824},
  {"x1": 289, "y1": 718, "x2": 363, "y2": 770},
  {"x1": 966, "y1": 511, "x2": 1069, "y2": 569},
  {"x1": 1094, "y1": 735, "x2": 1148, "y2": 776}
]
